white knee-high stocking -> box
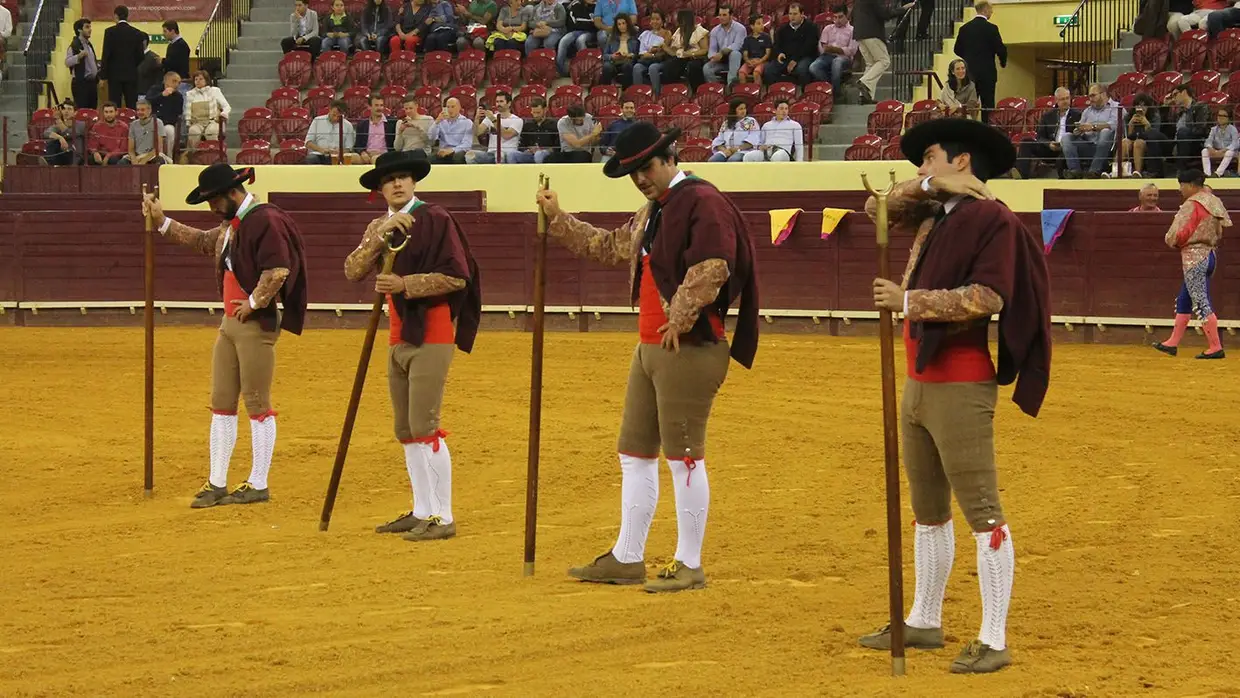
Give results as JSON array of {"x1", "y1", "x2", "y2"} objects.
[
  {"x1": 905, "y1": 520, "x2": 955, "y2": 629},
  {"x1": 425, "y1": 436, "x2": 453, "y2": 523},
  {"x1": 209, "y1": 413, "x2": 238, "y2": 488},
  {"x1": 402, "y1": 442, "x2": 434, "y2": 519},
  {"x1": 247, "y1": 415, "x2": 276, "y2": 490},
  {"x1": 975, "y1": 524, "x2": 1015, "y2": 650},
  {"x1": 611, "y1": 454, "x2": 659, "y2": 563},
  {"x1": 668, "y1": 458, "x2": 709, "y2": 569}
]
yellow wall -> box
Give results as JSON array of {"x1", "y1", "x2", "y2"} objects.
[
  {"x1": 989, "y1": 0, "x2": 1128, "y2": 45},
  {"x1": 156, "y1": 162, "x2": 1233, "y2": 214}
]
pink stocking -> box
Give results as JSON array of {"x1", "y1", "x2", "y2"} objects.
[
  {"x1": 1204, "y1": 314, "x2": 1223, "y2": 353},
  {"x1": 1164, "y1": 313, "x2": 1191, "y2": 347}
]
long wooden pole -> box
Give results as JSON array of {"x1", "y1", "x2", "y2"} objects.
[
  {"x1": 143, "y1": 183, "x2": 156, "y2": 497},
  {"x1": 320, "y1": 235, "x2": 404, "y2": 531},
  {"x1": 524, "y1": 174, "x2": 549, "y2": 577},
  {"x1": 862, "y1": 170, "x2": 905, "y2": 677}
]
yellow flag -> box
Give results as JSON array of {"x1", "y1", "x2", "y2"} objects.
[
  {"x1": 769, "y1": 208, "x2": 803, "y2": 246},
  {"x1": 821, "y1": 208, "x2": 853, "y2": 239}
]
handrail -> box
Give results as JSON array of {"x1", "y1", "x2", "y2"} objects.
[
  {"x1": 21, "y1": 0, "x2": 67, "y2": 115},
  {"x1": 1057, "y1": 0, "x2": 1139, "y2": 91},
  {"x1": 196, "y1": 0, "x2": 253, "y2": 80},
  {"x1": 21, "y1": 0, "x2": 47, "y2": 53},
  {"x1": 883, "y1": 1, "x2": 966, "y2": 102}
]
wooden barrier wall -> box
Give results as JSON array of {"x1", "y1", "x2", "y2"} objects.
[{"x1": 0, "y1": 195, "x2": 1230, "y2": 324}]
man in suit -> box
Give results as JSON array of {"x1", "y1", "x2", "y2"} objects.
[
  {"x1": 355, "y1": 93, "x2": 398, "y2": 163},
  {"x1": 101, "y1": 5, "x2": 148, "y2": 109},
  {"x1": 162, "y1": 20, "x2": 191, "y2": 89},
  {"x1": 954, "y1": 1, "x2": 1006, "y2": 123},
  {"x1": 1015, "y1": 87, "x2": 1079, "y2": 178}
]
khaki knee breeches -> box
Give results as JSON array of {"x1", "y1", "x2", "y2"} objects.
[
  {"x1": 388, "y1": 342, "x2": 455, "y2": 441},
  {"x1": 901, "y1": 378, "x2": 1005, "y2": 532},
  {"x1": 210, "y1": 316, "x2": 281, "y2": 416},
  {"x1": 616, "y1": 341, "x2": 730, "y2": 460}
]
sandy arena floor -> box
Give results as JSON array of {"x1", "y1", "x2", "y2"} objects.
[{"x1": 1, "y1": 326, "x2": 1238, "y2": 697}]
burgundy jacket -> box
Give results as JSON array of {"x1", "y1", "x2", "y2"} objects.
[
  {"x1": 223, "y1": 204, "x2": 309, "y2": 335},
  {"x1": 390, "y1": 203, "x2": 482, "y2": 352}
]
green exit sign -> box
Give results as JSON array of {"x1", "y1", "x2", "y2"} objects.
[
  {"x1": 148, "y1": 33, "x2": 167, "y2": 44},
  {"x1": 1053, "y1": 14, "x2": 1078, "y2": 27}
]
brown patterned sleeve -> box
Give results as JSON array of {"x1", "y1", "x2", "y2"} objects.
[
  {"x1": 163, "y1": 219, "x2": 225, "y2": 257},
  {"x1": 546, "y1": 211, "x2": 638, "y2": 267},
  {"x1": 344, "y1": 219, "x2": 387, "y2": 281},
  {"x1": 401, "y1": 273, "x2": 467, "y2": 299},
  {"x1": 665, "y1": 258, "x2": 730, "y2": 335},
  {"x1": 251, "y1": 267, "x2": 290, "y2": 309},
  {"x1": 905, "y1": 283, "x2": 1004, "y2": 323},
  {"x1": 865, "y1": 179, "x2": 932, "y2": 227}
]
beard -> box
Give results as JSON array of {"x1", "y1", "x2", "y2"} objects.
[{"x1": 211, "y1": 196, "x2": 240, "y2": 221}]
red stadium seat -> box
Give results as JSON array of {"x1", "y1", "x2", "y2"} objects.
[
  {"x1": 549, "y1": 84, "x2": 584, "y2": 118},
  {"x1": 1107, "y1": 72, "x2": 1150, "y2": 101},
  {"x1": 623, "y1": 84, "x2": 655, "y2": 107},
  {"x1": 274, "y1": 145, "x2": 308, "y2": 164},
  {"x1": 596, "y1": 102, "x2": 623, "y2": 128},
  {"x1": 303, "y1": 85, "x2": 336, "y2": 116},
  {"x1": 348, "y1": 50, "x2": 382, "y2": 88},
  {"x1": 866, "y1": 99, "x2": 904, "y2": 140},
  {"x1": 484, "y1": 84, "x2": 514, "y2": 110},
  {"x1": 766, "y1": 81, "x2": 798, "y2": 104},
  {"x1": 240, "y1": 138, "x2": 272, "y2": 150},
  {"x1": 421, "y1": 51, "x2": 454, "y2": 89},
  {"x1": 314, "y1": 50, "x2": 349, "y2": 89},
  {"x1": 1202, "y1": 90, "x2": 1229, "y2": 106},
  {"x1": 881, "y1": 136, "x2": 903, "y2": 161},
  {"x1": 415, "y1": 86, "x2": 443, "y2": 117},
  {"x1": 669, "y1": 102, "x2": 703, "y2": 133},
  {"x1": 190, "y1": 140, "x2": 227, "y2": 165},
  {"x1": 524, "y1": 48, "x2": 558, "y2": 84},
  {"x1": 1133, "y1": 35, "x2": 1171, "y2": 74},
  {"x1": 659, "y1": 83, "x2": 690, "y2": 112},
  {"x1": 116, "y1": 107, "x2": 136, "y2": 124},
  {"x1": 279, "y1": 51, "x2": 312, "y2": 88},
  {"x1": 266, "y1": 86, "x2": 301, "y2": 113},
  {"x1": 275, "y1": 107, "x2": 311, "y2": 141},
  {"x1": 28, "y1": 108, "x2": 55, "y2": 140},
  {"x1": 449, "y1": 85, "x2": 477, "y2": 115},
  {"x1": 513, "y1": 85, "x2": 548, "y2": 118},
  {"x1": 791, "y1": 100, "x2": 821, "y2": 150},
  {"x1": 695, "y1": 83, "x2": 726, "y2": 112},
  {"x1": 1188, "y1": 69, "x2": 1221, "y2": 97},
  {"x1": 342, "y1": 86, "x2": 370, "y2": 119},
  {"x1": 845, "y1": 134, "x2": 882, "y2": 161},
  {"x1": 380, "y1": 85, "x2": 408, "y2": 113},
  {"x1": 1026, "y1": 95, "x2": 1056, "y2": 131},
  {"x1": 1071, "y1": 95, "x2": 1089, "y2": 110},
  {"x1": 383, "y1": 50, "x2": 418, "y2": 88},
  {"x1": 17, "y1": 140, "x2": 47, "y2": 165},
  {"x1": 903, "y1": 98, "x2": 940, "y2": 130},
  {"x1": 731, "y1": 83, "x2": 762, "y2": 107},
  {"x1": 751, "y1": 101, "x2": 775, "y2": 125},
  {"x1": 237, "y1": 107, "x2": 274, "y2": 141},
  {"x1": 455, "y1": 48, "x2": 487, "y2": 86},
  {"x1": 1212, "y1": 28, "x2": 1240, "y2": 72},
  {"x1": 636, "y1": 103, "x2": 665, "y2": 121},
  {"x1": 1148, "y1": 71, "x2": 1184, "y2": 103},
  {"x1": 570, "y1": 48, "x2": 603, "y2": 88},
  {"x1": 989, "y1": 97, "x2": 1028, "y2": 138},
  {"x1": 488, "y1": 49, "x2": 522, "y2": 86},
  {"x1": 586, "y1": 85, "x2": 620, "y2": 115},
  {"x1": 677, "y1": 144, "x2": 711, "y2": 162},
  {"x1": 1172, "y1": 29, "x2": 1208, "y2": 72},
  {"x1": 236, "y1": 147, "x2": 273, "y2": 165}
]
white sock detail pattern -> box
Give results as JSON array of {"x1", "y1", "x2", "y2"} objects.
[
  {"x1": 905, "y1": 520, "x2": 955, "y2": 629},
  {"x1": 975, "y1": 524, "x2": 1014, "y2": 651},
  {"x1": 247, "y1": 416, "x2": 276, "y2": 490},
  {"x1": 611, "y1": 454, "x2": 659, "y2": 564},
  {"x1": 426, "y1": 438, "x2": 453, "y2": 524},
  {"x1": 209, "y1": 413, "x2": 238, "y2": 488},
  {"x1": 403, "y1": 443, "x2": 433, "y2": 519},
  {"x1": 669, "y1": 458, "x2": 709, "y2": 569}
]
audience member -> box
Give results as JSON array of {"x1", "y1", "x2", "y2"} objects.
[
  {"x1": 394, "y1": 96, "x2": 435, "y2": 153},
  {"x1": 162, "y1": 21, "x2": 190, "y2": 85},
  {"x1": 305, "y1": 100, "x2": 356, "y2": 163},
  {"x1": 654, "y1": 9, "x2": 708, "y2": 95},
  {"x1": 600, "y1": 99, "x2": 637, "y2": 159},
  {"x1": 1015, "y1": 87, "x2": 1076, "y2": 179},
  {"x1": 851, "y1": 0, "x2": 910, "y2": 103},
  {"x1": 1205, "y1": 0, "x2": 1240, "y2": 37},
  {"x1": 938, "y1": 58, "x2": 979, "y2": 118},
  {"x1": 471, "y1": 91, "x2": 522, "y2": 163},
  {"x1": 592, "y1": 0, "x2": 637, "y2": 48},
  {"x1": 282, "y1": 0, "x2": 321, "y2": 60},
  {"x1": 704, "y1": 5, "x2": 747, "y2": 85},
  {"x1": 0, "y1": 2, "x2": 10, "y2": 52},
  {"x1": 602, "y1": 14, "x2": 639, "y2": 85},
  {"x1": 890, "y1": 0, "x2": 935, "y2": 46},
  {"x1": 1169, "y1": 0, "x2": 1228, "y2": 36},
  {"x1": 125, "y1": 99, "x2": 170, "y2": 164},
  {"x1": 1121, "y1": 92, "x2": 1165, "y2": 177},
  {"x1": 808, "y1": 5, "x2": 857, "y2": 94},
  {"x1": 391, "y1": 0, "x2": 428, "y2": 53},
  {"x1": 632, "y1": 9, "x2": 671, "y2": 88},
  {"x1": 765, "y1": 3, "x2": 818, "y2": 85},
  {"x1": 508, "y1": 97, "x2": 558, "y2": 163},
  {"x1": 745, "y1": 98, "x2": 804, "y2": 161},
  {"x1": 1201, "y1": 107, "x2": 1238, "y2": 176},
  {"x1": 356, "y1": 94, "x2": 397, "y2": 163},
  {"x1": 710, "y1": 98, "x2": 761, "y2": 161},
  {"x1": 358, "y1": 0, "x2": 395, "y2": 53},
  {"x1": 558, "y1": 0, "x2": 598, "y2": 75},
  {"x1": 323, "y1": 0, "x2": 357, "y2": 53},
  {"x1": 137, "y1": 47, "x2": 165, "y2": 97},
  {"x1": 954, "y1": 1, "x2": 1006, "y2": 123},
  {"x1": 524, "y1": 0, "x2": 566, "y2": 53},
  {"x1": 490, "y1": 0, "x2": 528, "y2": 52},
  {"x1": 43, "y1": 100, "x2": 80, "y2": 166},
  {"x1": 146, "y1": 71, "x2": 184, "y2": 155},
  {"x1": 183, "y1": 70, "x2": 231, "y2": 154},
  {"x1": 89, "y1": 102, "x2": 131, "y2": 165},
  {"x1": 1129, "y1": 183, "x2": 1162, "y2": 211},
  {"x1": 1061, "y1": 83, "x2": 1118, "y2": 178},
  {"x1": 429, "y1": 97, "x2": 473, "y2": 163},
  {"x1": 101, "y1": 5, "x2": 147, "y2": 109},
  {"x1": 553, "y1": 104, "x2": 600, "y2": 162},
  {"x1": 737, "y1": 14, "x2": 771, "y2": 85},
  {"x1": 421, "y1": 0, "x2": 459, "y2": 53},
  {"x1": 1167, "y1": 85, "x2": 1211, "y2": 170},
  {"x1": 66, "y1": 19, "x2": 100, "y2": 110},
  {"x1": 456, "y1": 0, "x2": 498, "y2": 39}
]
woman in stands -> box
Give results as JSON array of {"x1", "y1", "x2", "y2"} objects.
[
  {"x1": 709, "y1": 98, "x2": 760, "y2": 161},
  {"x1": 937, "y1": 58, "x2": 979, "y2": 119},
  {"x1": 1201, "y1": 107, "x2": 1238, "y2": 177},
  {"x1": 631, "y1": 9, "x2": 671, "y2": 89},
  {"x1": 392, "y1": 0, "x2": 433, "y2": 53},
  {"x1": 1120, "y1": 92, "x2": 1165, "y2": 178},
  {"x1": 488, "y1": 0, "x2": 527, "y2": 52},
  {"x1": 182, "y1": 70, "x2": 231, "y2": 161},
  {"x1": 321, "y1": 0, "x2": 357, "y2": 54},
  {"x1": 358, "y1": 0, "x2": 394, "y2": 54},
  {"x1": 653, "y1": 9, "x2": 709, "y2": 96},
  {"x1": 602, "y1": 14, "x2": 639, "y2": 86}
]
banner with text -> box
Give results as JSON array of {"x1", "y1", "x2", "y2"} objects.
[{"x1": 82, "y1": 0, "x2": 217, "y2": 21}]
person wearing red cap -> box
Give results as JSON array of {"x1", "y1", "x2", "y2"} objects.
[{"x1": 535, "y1": 121, "x2": 760, "y2": 593}]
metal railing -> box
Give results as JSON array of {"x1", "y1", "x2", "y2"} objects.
[
  {"x1": 886, "y1": 0, "x2": 972, "y2": 102},
  {"x1": 196, "y1": 0, "x2": 252, "y2": 80},
  {"x1": 22, "y1": 0, "x2": 67, "y2": 115},
  {"x1": 1057, "y1": 0, "x2": 1140, "y2": 92}
]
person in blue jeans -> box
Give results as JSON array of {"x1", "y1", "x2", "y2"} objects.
[
  {"x1": 808, "y1": 5, "x2": 858, "y2": 94},
  {"x1": 1058, "y1": 83, "x2": 1118, "y2": 178},
  {"x1": 557, "y1": 0, "x2": 597, "y2": 74}
]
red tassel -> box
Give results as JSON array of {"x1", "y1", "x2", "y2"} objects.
[
  {"x1": 988, "y1": 525, "x2": 1008, "y2": 551},
  {"x1": 249, "y1": 410, "x2": 279, "y2": 422},
  {"x1": 411, "y1": 428, "x2": 449, "y2": 453},
  {"x1": 210, "y1": 409, "x2": 237, "y2": 416},
  {"x1": 683, "y1": 455, "x2": 696, "y2": 486},
  {"x1": 368, "y1": 190, "x2": 380, "y2": 204}
]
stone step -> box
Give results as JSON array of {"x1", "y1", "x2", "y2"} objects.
[
  {"x1": 250, "y1": 5, "x2": 292, "y2": 22},
  {"x1": 238, "y1": 34, "x2": 290, "y2": 51},
  {"x1": 818, "y1": 144, "x2": 850, "y2": 161},
  {"x1": 1110, "y1": 48, "x2": 1133, "y2": 72},
  {"x1": 242, "y1": 21, "x2": 294, "y2": 39},
  {"x1": 1119, "y1": 31, "x2": 1140, "y2": 49},
  {"x1": 829, "y1": 105, "x2": 873, "y2": 126},
  {"x1": 818, "y1": 122, "x2": 869, "y2": 145},
  {"x1": 224, "y1": 62, "x2": 281, "y2": 80},
  {"x1": 1097, "y1": 63, "x2": 1126, "y2": 86}
]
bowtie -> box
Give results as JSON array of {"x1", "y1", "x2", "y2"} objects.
[{"x1": 230, "y1": 217, "x2": 241, "y2": 231}]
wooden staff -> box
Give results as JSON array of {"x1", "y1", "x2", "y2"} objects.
[
  {"x1": 319, "y1": 233, "x2": 409, "y2": 531},
  {"x1": 524, "y1": 173, "x2": 550, "y2": 576},
  {"x1": 861, "y1": 169, "x2": 906, "y2": 677},
  {"x1": 143, "y1": 184, "x2": 157, "y2": 497}
]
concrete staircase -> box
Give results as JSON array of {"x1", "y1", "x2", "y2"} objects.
[
  {"x1": 1096, "y1": 31, "x2": 1142, "y2": 86},
  {"x1": 1, "y1": 0, "x2": 41, "y2": 154},
  {"x1": 814, "y1": 104, "x2": 873, "y2": 160},
  {"x1": 215, "y1": 0, "x2": 287, "y2": 148}
]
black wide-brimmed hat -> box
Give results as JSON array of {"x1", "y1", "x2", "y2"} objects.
[
  {"x1": 360, "y1": 150, "x2": 432, "y2": 191},
  {"x1": 900, "y1": 118, "x2": 1016, "y2": 181},
  {"x1": 602, "y1": 121, "x2": 682, "y2": 178},
  {"x1": 185, "y1": 163, "x2": 256, "y2": 205}
]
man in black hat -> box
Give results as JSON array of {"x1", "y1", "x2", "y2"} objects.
[
  {"x1": 346, "y1": 151, "x2": 482, "y2": 542},
  {"x1": 535, "y1": 121, "x2": 759, "y2": 593},
  {"x1": 856, "y1": 118, "x2": 1051, "y2": 673},
  {"x1": 142, "y1": 164, "x2": 309, "y2": 509}
]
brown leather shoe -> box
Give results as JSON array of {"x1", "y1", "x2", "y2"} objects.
[
  {"x1": 567, "y1": 551, "x2": 646, "y2": 585},
  {"x1": 950, "y1": 640, "x2": 1011, "y2": 673},
  {"x1": 401, "y1": 516, "x2": 457, "y2": 541},
  {"x1": 858, "y1": 623, "x2": 945, "y2": 650},
  {"x1": 190, "y1": 482, "x2": 229, "y2": 509},
  {"x1": 375, "y1": 510, "x2": 423, "y2": 534},
  {"x1": 643, "y1": 560, "x2": 706, "y2": 593}
]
